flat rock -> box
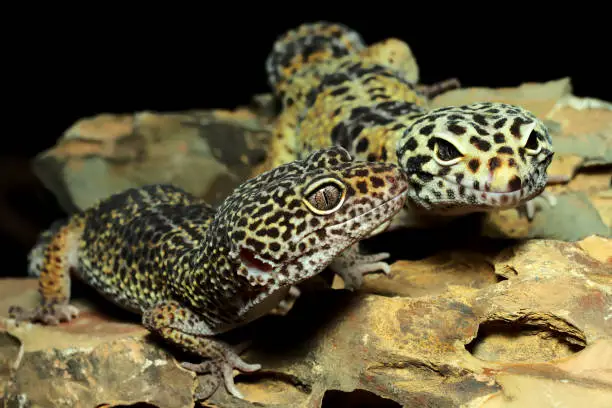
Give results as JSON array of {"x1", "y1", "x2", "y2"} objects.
[
  {"x1": 32, "y1": 101, "x2": 275, "y2": 213},
  {"x1": 2, "y1": 236, "x2": 611, "y2": 407}
]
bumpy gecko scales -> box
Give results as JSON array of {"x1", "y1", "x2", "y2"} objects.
[
  {"x1": 258, "y1": 22, "x2": 557, "y2": 232},
  {"x1": 9, "y1": 146, "x2": 408, "y2": 400}
]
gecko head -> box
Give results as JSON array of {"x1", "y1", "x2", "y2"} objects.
[
  {"x1": 395, "y1": 102, "x2": 554, "y2": 215},
  {"x1": 216, "y1": 146, "x2": 408, "y2": 289}
]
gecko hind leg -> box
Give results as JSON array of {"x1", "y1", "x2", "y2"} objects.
[
  {"x1": 330, "y1": 243, "x2": 391, "y2": 291},
  {"x1": 143, "y1": 300, "x2": 261, "y2": 400},
  {"x1": 8, "y1": 221, "x2": 82, "y2": 325}
]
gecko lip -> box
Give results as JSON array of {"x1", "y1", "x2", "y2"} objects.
[{"x1": 438, "y1": 174, "x2": 544, "y2": 207}]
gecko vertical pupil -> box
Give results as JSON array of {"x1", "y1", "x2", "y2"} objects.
[
  {"x1": 308, "y1": 184, "x2": 341, "y2": 211},
  {"x1": 435, "y1": 138, "x2": 462, "y2": 162}
]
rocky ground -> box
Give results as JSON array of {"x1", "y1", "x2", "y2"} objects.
[{"x1": 1, "y1": 77, "x2": 610, "y2": 407}]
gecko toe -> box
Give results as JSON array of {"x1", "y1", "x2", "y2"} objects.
[
  {"x1": 181, "y1": 351, "x2": 261, "y2": 400},
  {"x1": 8, "y1": 303, "x2": 79, "y2": 325}
]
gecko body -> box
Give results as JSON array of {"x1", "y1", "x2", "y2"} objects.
[
  {"x1": 258, "y1": 22, "x2": 556, "y2": 233},
  {"x1": 9, "y1": 146, "x2": 409, "y2": 400}
]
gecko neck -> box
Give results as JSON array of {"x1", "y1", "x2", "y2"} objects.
[{"x1": 167, "y1": 229, "x2": 257, "y2": 321}]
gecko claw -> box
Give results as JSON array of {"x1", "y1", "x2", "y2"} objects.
[
  {"x1": 8, "y1": 303, "x2": 79, "y2": 325},
  {"x1": 330, "y1": 246, "x2": 392, "y2": 291},
  {"x1": 520, "y1": 191, "x2": 558, "y2": 221},
  {"x1": 181, "y1": 348, "x2": 261, "y2": 400}
]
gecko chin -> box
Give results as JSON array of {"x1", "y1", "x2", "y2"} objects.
[{"x1": 409, "y1": 172, "x2": 547, "y2": 215}]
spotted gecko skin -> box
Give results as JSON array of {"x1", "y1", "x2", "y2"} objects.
[
  {"x1": 9, "y1": 146, "x2": 408, "y2": 400},
  {"x1": 257, "y1": 22, "x2": 556, "y2": 231}
]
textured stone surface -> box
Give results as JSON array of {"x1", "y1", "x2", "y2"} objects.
[
  {"x1": 32, "y1": 99, "x2": 275, "y2": 213},
  {"x1": 1, "y1": 236, "x2": 611, "y2": 407}
]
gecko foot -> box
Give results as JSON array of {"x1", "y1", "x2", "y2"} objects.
[
  {"x1": 521, "y1": 191, "x2": 558, "y2": 221},
  {"x1": 330, "y1": 244, "x2": 391, "y2": 291},
  {"x1": 143, "y1": 300, "x2": 262, "y2": 401},
  {"x1": 8, "y1": 303, "x2": 80, "y2": 325},
  {"x1": 181, "y1": 348, "x2": 261, "y2": 400},
  {"x1": 268, "y1": 285, "x2": 301, "y2": 316}
]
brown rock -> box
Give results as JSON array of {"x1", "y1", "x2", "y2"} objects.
[
  {"x1": 32, "y1": 100, "x2": 275, "y2": 213},
  {"x1": 2, "y1": 236, "x2": 611, "y2": 407}
]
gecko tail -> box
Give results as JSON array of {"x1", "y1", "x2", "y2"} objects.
[
  {"x1": 265, "y1": 21, "x2": 365, "y2": 93},
  {"x1": 27, "y1": 217, "x2": 71, "y2": 277}
]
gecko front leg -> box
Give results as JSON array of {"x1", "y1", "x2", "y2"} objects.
[
  {"x1": 142, "y1": 300, "x2": 261, "y2": 400},
  {"x1": 519, "y1": 174, "x2": 571, "y2": 220},
  {"x1": 268, "y1": 285, "x2": 301, "y2": 316},
  {"x1": 329, "y1": 243, "x2": 391, "y2": 291}
]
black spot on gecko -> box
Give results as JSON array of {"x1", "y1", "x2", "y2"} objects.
[
  {"x1": 448, "y1": 123, "x2": 467, "y2": 135},
  {"x1": 403, "y1": 137, "x2": 418, "y2": 151},
  {"x1": 473, "y1": 125, "x2": 489, "y2": 136},
  {"x1": 371, "y1": 177, "x2": 384, "y2": 188},
  {"x1": 508, "y1": 176, "x2": 522, "y2": 191},
  {"x1": 438, "y1": 166, "x2": 451, "y2": 177},
  {"x1": 493, "y1": 119, "x2": 507, "y2": 129},
  {"x1": 468, "y1": 159, "x2": 480, "y2": 173},
  {"x1": 473, "y1": 114, "x2": 488, "y2": 126},
  {"x1": 419, "y1": 124, "x2": 435, "y2": 135},
  {"x1": 470, "y1": 136, "x2": 491, "y2": 152},
  {"x1": 356, "y1": 137, "x2": 369, "y2": 153},
  {"x1": 493, "y1": 133, "x2": 506, "y2": 143},
  {"x1": 356, "y1": 181, "x2": 368, "y2": 194},
  {"x1": 404, "y1": 155, "x2": 432, "y2": 173},
  {"x1": 497, "y1": 146, "x2": 514, "y2": 155},
  {"x1": 488, "y1": 157, "x2": 501, "y2": 172},
  {"x1": 330, "y1": 122, "x2": 351, "y2": 150},
  {"x1": 246, "y1": 238, "x2": 265, "y2": 252},
  {"x1": 510, "y1": 118, "x2": 523, "y2": 139},
  {"x1": 331, "y1": 87, "x2": 349, "y2": 96}
]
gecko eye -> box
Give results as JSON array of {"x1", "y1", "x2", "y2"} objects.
[
  {"x1": 303, "y1": 178, "x2": 346, "y2": 215},
  {"x1": 524, "y1": 131, "x2": 542, "y2": 155},
  {"x1": 434, "y1": 138, "x2": 463, "y2": 165}
]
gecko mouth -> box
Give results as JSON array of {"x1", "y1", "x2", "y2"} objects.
[{"x1": 439, "y1": 174, "x2": 544, "y2": 208}]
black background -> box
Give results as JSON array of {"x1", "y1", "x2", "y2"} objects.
[{"x1": 2, "y1": 11, "x2": 610, "y2": 276}]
